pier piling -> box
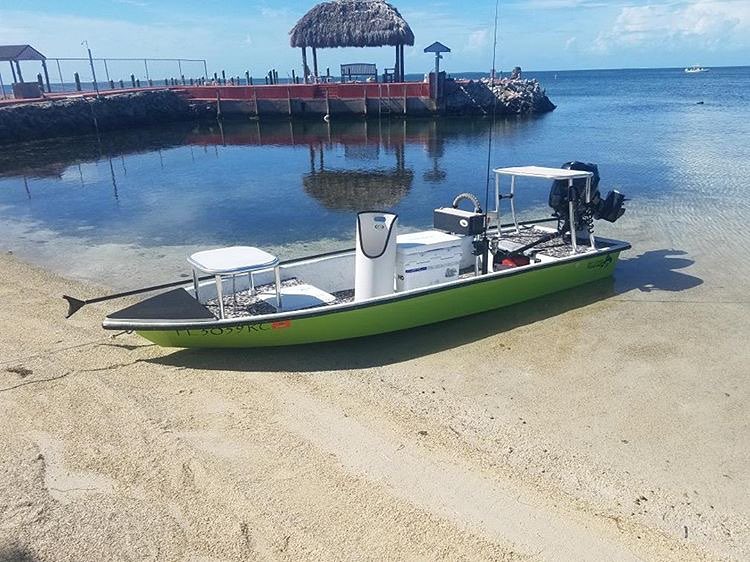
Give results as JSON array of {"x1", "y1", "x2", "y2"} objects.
[{"x1": 74, "y1": 72, "x2": 81, "y2": 91}]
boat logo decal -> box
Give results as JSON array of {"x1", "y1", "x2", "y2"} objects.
[
  {"x1": 271, "y1": 320, "x2": 292, "y2": 329},
  {"x1": 587, "y1": 255, "x2": 613, "y2": 269}
]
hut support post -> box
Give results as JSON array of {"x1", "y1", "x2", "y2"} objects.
[
  {"x1": 393, "y1": 45, "x2": 401, "y2": 82},
  {"x1": 301, "y1": 47, "x2": 309, "y2": 84},
  {"x1": 400, "y1": 45, "x2": 405, "y2": 81},
  {"x1": 15, "y1": 60, "x2": 24, "y2": 83},
  {"x1": 312, "y1": 47, "x2": 318, "y2": 81},
  {"x1": 41, "y1": 60, "x2": 51, "y2": 93},
  {"x1": 9, "y1": 61, "x2": 16, "y2": 83}
]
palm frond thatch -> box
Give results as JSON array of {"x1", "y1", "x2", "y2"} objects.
[{"x1": 290, "y1": 0, "x2": 415, "y2": 49}]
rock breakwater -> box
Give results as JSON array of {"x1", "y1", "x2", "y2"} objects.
[
  {"x1": 0, "y1": 90, "x2": 207, "y2": 145},
  {"x1": 443, "y1": 78, "x2": 556, "y2": 115}
]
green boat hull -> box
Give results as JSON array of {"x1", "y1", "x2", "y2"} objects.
[{"x1": 137, "y1": 250, "x2": 623, "y2": 348}]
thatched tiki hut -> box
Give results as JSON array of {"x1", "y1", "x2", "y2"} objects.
[{"x1": 289, "y1": 0, "x2": 414, "y2": 83}]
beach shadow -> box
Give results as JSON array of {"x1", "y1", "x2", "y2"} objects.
[
  {"x1": 0, "y1": 546, "x2": 39, "y2": 562},
  {"x1": 148, "y1": 278, "x2": 616, "y2": 372},
  {"x1": 614, "y1": 249, "x2": 703, "y2": 293}
]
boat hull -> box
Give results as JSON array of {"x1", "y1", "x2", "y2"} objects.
[{"x1": 136, "y1": 249, "x2": 624, "y2": 348}]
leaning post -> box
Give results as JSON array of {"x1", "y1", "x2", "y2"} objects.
[{"x1": 301, "y1": 47, "x2": 308, "y2": 84}]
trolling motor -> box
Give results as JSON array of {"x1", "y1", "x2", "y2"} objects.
[{"x1": 548, "y1": 161, "x2": 626, "y2": 240}]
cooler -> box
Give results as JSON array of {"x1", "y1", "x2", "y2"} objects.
[{"x1": 396, "y1": 230, "x2": 462, "y2": 291}]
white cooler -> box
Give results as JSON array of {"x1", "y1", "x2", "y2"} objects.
[{"x1": 396, "y1": 230, "x2": 462, "y2": 291}]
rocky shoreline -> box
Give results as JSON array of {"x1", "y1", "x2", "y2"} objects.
[{"x1": 444, "y1": 78, "x2": 556, "y2": 115}]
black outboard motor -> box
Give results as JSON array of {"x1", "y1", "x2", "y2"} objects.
[{"x1": 548, "y1": 161, "x2": 625, "y2": 236}]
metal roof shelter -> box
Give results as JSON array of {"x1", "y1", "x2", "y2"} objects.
[
  {"x1": 0, "y1": 44, "x2": 51, "y2": 93},
  {"x1": 289, "y1": 0, "x2": 414, "y2": 83}
]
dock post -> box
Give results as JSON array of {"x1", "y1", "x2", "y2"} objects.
[
  {"x1": 120, "y1": 79, "x2": 124, "y2": 88},
  {"x1": 136, "y1": 79, "x2": 141, "y2": 87},
  {"x1": 301, "y1": 47, "x2": 308, "y2": 84},
  {"x1": 245, "y1": 70, "x2": 250, "y2": 85},
  {"x1": 148, "y1": 79, "x2": 153, "y2": 87},
  {"x1": 109, "y1": 79, "x2": 114, "y2": 89},
  {"x1": 36, "y1": 73, "x2": 43, "y2": 90},
  {"x1": 55, "y1": 60, "x2": 63, "y2": 91},
  {"x1": 181, "y1": 74, "x2": 186, "y2": 85},
  {"x1": 41, "y1": 60, "x2": 51, "y2": 92},
  {"x1": 74, "y1": 72, "x2": 81, "y2": 91},
  {"x1": 221, "y1": 70, "x2": 226, "y2": 84},
  {"x1": 291, "y1": 69, "x2": 296, "y2": 84},
  {"x1": 130, "y1": 74, "x2": 135, "y2": 88}
]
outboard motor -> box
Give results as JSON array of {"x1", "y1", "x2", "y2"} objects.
[{"x1": 548, "y1": 161, "x2": 625, "y2": 236}]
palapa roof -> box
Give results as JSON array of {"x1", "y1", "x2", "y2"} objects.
[
  {"x1": 0, "y1": 45, "x2": 46, "y2": 61},
  {"x1": 290, "y1": 0, "x2": 414, "y2": 49}
]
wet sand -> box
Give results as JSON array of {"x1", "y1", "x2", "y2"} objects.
[{"x1": 0, "y1": 251, "x2": 748, "y2": 561}]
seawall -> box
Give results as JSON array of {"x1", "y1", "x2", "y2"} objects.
[
  {"x1": 0, "y1": 90, "x2": 208, "y2": 145},
  {"x1": 0, "y1": 80, "x2": 555, "y2": 145}
]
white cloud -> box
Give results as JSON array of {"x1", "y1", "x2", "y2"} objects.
[
  {"x1": 565, "y1": 36, "x2": 577, "y2": 50},
  {"x1": 593, "y1": 0, "x2": 750, "y2": 53},
  {"x1": 467, "y1": 29, "x2": 490, "y2": 52}
]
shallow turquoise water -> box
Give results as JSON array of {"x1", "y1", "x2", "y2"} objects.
[{"x1": 0, "y1": 66, "x2": 748, "y2": 294}]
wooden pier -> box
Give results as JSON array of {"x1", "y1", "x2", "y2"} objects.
[
  {"x1": 180, "y1": 82, "x2": 435, "y2": 117},
  {"x1": 0, "y1": 82, "x2": 437, "y2": 118}
]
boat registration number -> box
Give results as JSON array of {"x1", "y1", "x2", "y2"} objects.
[{"x1": 174, "y1": 320, "x2": 292, "y2": 337}]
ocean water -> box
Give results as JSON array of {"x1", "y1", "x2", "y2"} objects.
[{"x1": 0, "y1": 66, "x2": 748, "y2": 297}]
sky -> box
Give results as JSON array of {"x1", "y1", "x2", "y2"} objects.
[{"x1": 1, "y1": 0, "x2": 748, "y2": 82}]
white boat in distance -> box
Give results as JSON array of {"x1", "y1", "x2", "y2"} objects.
[{"x1": 685, "y1": 65, "x2": 709, "y2": 73}]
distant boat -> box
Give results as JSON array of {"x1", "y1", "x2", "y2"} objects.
[{"x1": 685, "y1": 65, "x2": 709, "y2": 73}]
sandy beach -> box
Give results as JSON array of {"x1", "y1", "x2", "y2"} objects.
[{"x1": 0, "y1": 246, "x2": 747, "y2": 562}]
